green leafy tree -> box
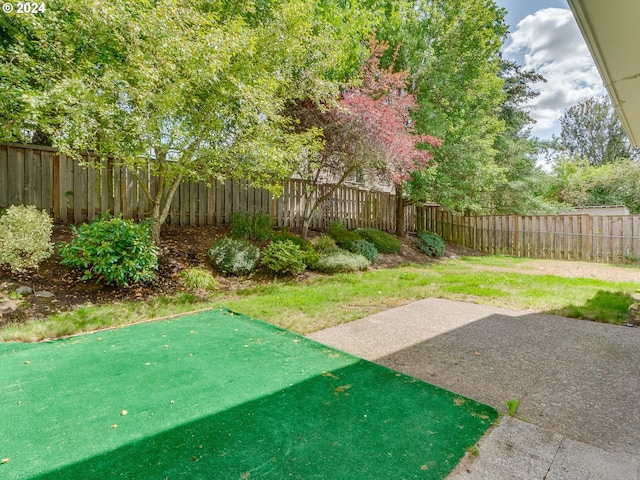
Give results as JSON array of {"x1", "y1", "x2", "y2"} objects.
[
  {"x1": 547, "y1": 158, "x2": 640, "y2": 213},
  {"x1": 489, "y1": 60, "x2": 559, "y2": 214},
  {"x1": 556, "y1": 96, "x2": 639, "y2": 166},
  {"x1": 375, "y1": 0, "x2": 509, "y2": 215},
  {"x1": 4, "y1": 0, "x2": 361, "y2": 242},
  {"x1": 290, "y1": 35, "x2": 440, "y2": 237}
]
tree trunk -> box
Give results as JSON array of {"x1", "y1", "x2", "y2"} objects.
[
  {"x1": 301, "y1": 190, "x2": 315, "y2": 239},
  {"x1": 395, "y1": 183, "x2": 405, "y2": 237},
  {"x1": 149, "y1": 174, "x2": 183, "y2": 245}
]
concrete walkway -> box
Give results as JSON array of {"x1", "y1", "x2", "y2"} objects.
[{"x1": 308, "y1": 298, "x2": 640, "y2": 479}]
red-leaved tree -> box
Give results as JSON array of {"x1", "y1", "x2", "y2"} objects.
[
  {"x1": 341, "y1": 35, "x2": 442, "y2": 235},
  {"x1": 290, "y1": 34, "x2": 441, "y2": 237}
]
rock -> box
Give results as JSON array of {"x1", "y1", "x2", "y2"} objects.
[
  {"x1": 34, "y1": 291, "x2": 55, "y2": 299},
  {"x1": 16, "y1": 286, "x2": 33, "y2": 295},
  {"x1": 0, "y1": 300, "x2": 19, "y2": 312},
  {"x1": 449, "y1": 254, "x2": 457, "y2": 260}
]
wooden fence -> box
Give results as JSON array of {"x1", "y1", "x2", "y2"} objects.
[
  {"x1": 421, "y1": 206, "x2": 640, "y2": 264},
  {"x1": 0, "y1": 143, "x2": 418, "y2": 233}
]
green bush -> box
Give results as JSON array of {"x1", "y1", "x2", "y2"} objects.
[
  {"x1": 0, "y1": 205, "x2": 54, "y2": 272},
  {"x1": 313, "y1": 234, "x2": 337, "y2": 253},
  {"x1": 272, "y1": 232, "x2": 313, "y2": 251},
  {"x1": 179, "y1": 267, "x2": 219, "y2": 291},
  {"x1": 303, "y1": 248, "x2": 320, "y2": 270},
  {"x1": 60, "y1": 215, "x2": 158, "y2": 286},
  {"x1": 328, "y1": 221, "x2": 361, "y2": 249},
  {"x1": 262, "y1": 240, "x2": 307, "y2": 275},
  {"x1": 208, "y1": 238, "x2": 260, "y2": 276},
  {"x1": 356, "y1": 228, "x2": 401, "y2": 254},
  {"x1": 350, "y1": 239, "x2": 378, "y2": 264},
  {"x1": 229, "y1": 211, "x2": 273, "y2": 241},
  {"x1": 316, "y1": 250, "x2": 370, "y2": 273},
  {"x1": 416, "y1": 231, "x2": 445, "y2": 258}
]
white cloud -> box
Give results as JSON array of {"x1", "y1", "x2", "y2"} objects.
[{"x1": 504, "y1": 8, "x2": 604, "y2": 138}]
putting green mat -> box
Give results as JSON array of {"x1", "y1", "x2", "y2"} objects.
[{"x1": 0, "y1": 308, "x2": 497, "y2": 479}]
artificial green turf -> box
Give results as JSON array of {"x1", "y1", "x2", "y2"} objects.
[{"x1": 0, "y1": 308, "x2": 497, "y2": 479}]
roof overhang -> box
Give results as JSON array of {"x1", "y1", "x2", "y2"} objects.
[{"x1": 567, "y1": 0, "x2": 640, "y2": 147}]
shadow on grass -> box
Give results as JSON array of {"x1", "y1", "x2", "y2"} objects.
[{"x1": 551, "y1": 290, "x2": 635, "y2": 325}]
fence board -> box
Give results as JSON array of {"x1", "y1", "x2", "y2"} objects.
[
  {"x1": 9, "y1": 142, "x2": 640, "y2": 263},
  {"x1": 41, "y1": 151, "x2": 52, "y2": 213},
  {"x1": 422, "y1": 207, "x2": 640, "y2": 265},
  {"x1": 24, "y1": 148, "x2": 35, "y2": 206},
  {"x1": 8, "y1": 147, "x2": 24, "y2": 205},
  {"x1": 0, "y1": 146, "x2": 7, "y2": 207}
]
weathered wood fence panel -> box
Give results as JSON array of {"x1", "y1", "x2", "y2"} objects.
[
  {"x1": 0, "y1": 143, "x2": 418, "y2": 233},
  {"x1": 421, "y1": 206, "x2": 640, "y2": 264}
]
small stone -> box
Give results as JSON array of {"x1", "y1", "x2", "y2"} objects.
[
  {"x1": 16, "y1": 286, "x2": 33, "y2": 295},
  {"x1": 628, "y1": 303, "x2": 639, "y2": 311},
  {"x1": 34, "y1": 291, "x2": 55, "y2": 299}
]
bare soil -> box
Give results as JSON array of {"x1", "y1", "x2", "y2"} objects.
[
  {"x1": 467, "y1": 259, "x2": 640, "y2": 283},
  {"x1": 0, "y1": 225, "x2": 466, "y2": 329}
]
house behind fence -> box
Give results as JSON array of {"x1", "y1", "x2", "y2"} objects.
[{"x1": 0, "y1": 143, "x2": 421, "y2": 234}]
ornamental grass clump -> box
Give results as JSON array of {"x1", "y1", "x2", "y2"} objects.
[
  {"x1": 60, "y1": 215, "x2": 158, "y2": 286},
  {"x1": 179, "y1": 267, "x2": 219, "y2": 291},
  {"x1": 0, "y1": 205, "x2": 54, "y2": 272},
  {"x1": 208, "y1": 238, "x2": 260, "y2": 276}
]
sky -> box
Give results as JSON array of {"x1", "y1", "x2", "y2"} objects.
[{"x1": 494, "y1": 0, "x2": 605, "y2": 140}]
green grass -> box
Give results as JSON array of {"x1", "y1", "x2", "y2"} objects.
[{"x1": 2, "y1": 257, "x2": 637, "y2": 342}]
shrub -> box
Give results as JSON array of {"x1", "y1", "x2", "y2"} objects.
[
  {"x1": 0, "y1": 205, "x2": 54, "y2": 272},
  {"x1": 356, "y1": 228, "x2": 401, "y2": 254},
  {"x1": 303, "y1": 248, "x2": 320, "y2": 270},
  {"x1": 262, "y1": 240, "x2": 307, "y2": 275},
  {"x1": 179, "y1": 267, "x2": 219, "y2": 291},
  {"x1": 208, "y1": 238, "x2": 260, "y2": 276},
  {"x1": 316, "y1": 250, "x2": 370, "y2": 273},
  {"x1": 350, "y1": 239, "x2": 378, "y2": 264},
  {"x1": 313, "y1": 234, "x2": 337, "y2": 253},
  {"x1": 272, "y1": 232, "x2": 313, "y2": 251},
  {"x1": 416, "y1": 231, "x2": 445, "y2": 258},
  {"x1": 229, "y1": 211, "x2": 273, "y2": 241},
  {"x1": 328, "y1": 221, "x2": 361, "y2": 249},
  {"x1": 272, "y1": 232, "x2": 319, "y2": 270},
  {"x1": 60, "y1": 215, "x2": 158, "y2": 286}
]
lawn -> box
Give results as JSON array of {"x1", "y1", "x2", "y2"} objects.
[{"x1": 1, "y1": 256, "x2": 637, "y2": 342}]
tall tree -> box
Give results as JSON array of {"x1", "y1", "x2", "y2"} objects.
[
  {"x1": 489, "y1": 60, "x2": 558, "y2": 214},
  {"x1": 3, "y1": 0, "x2": 366, "y2": 242},
  {"x1": 372, "y1": 0, "x2": 509, "y2": 214},
  {"x1": 556, "y1": 96, "x2": 639, "y2": 166},
  {"x1": 290, "y1": 35, "x2": 441, "y2": 237}
]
